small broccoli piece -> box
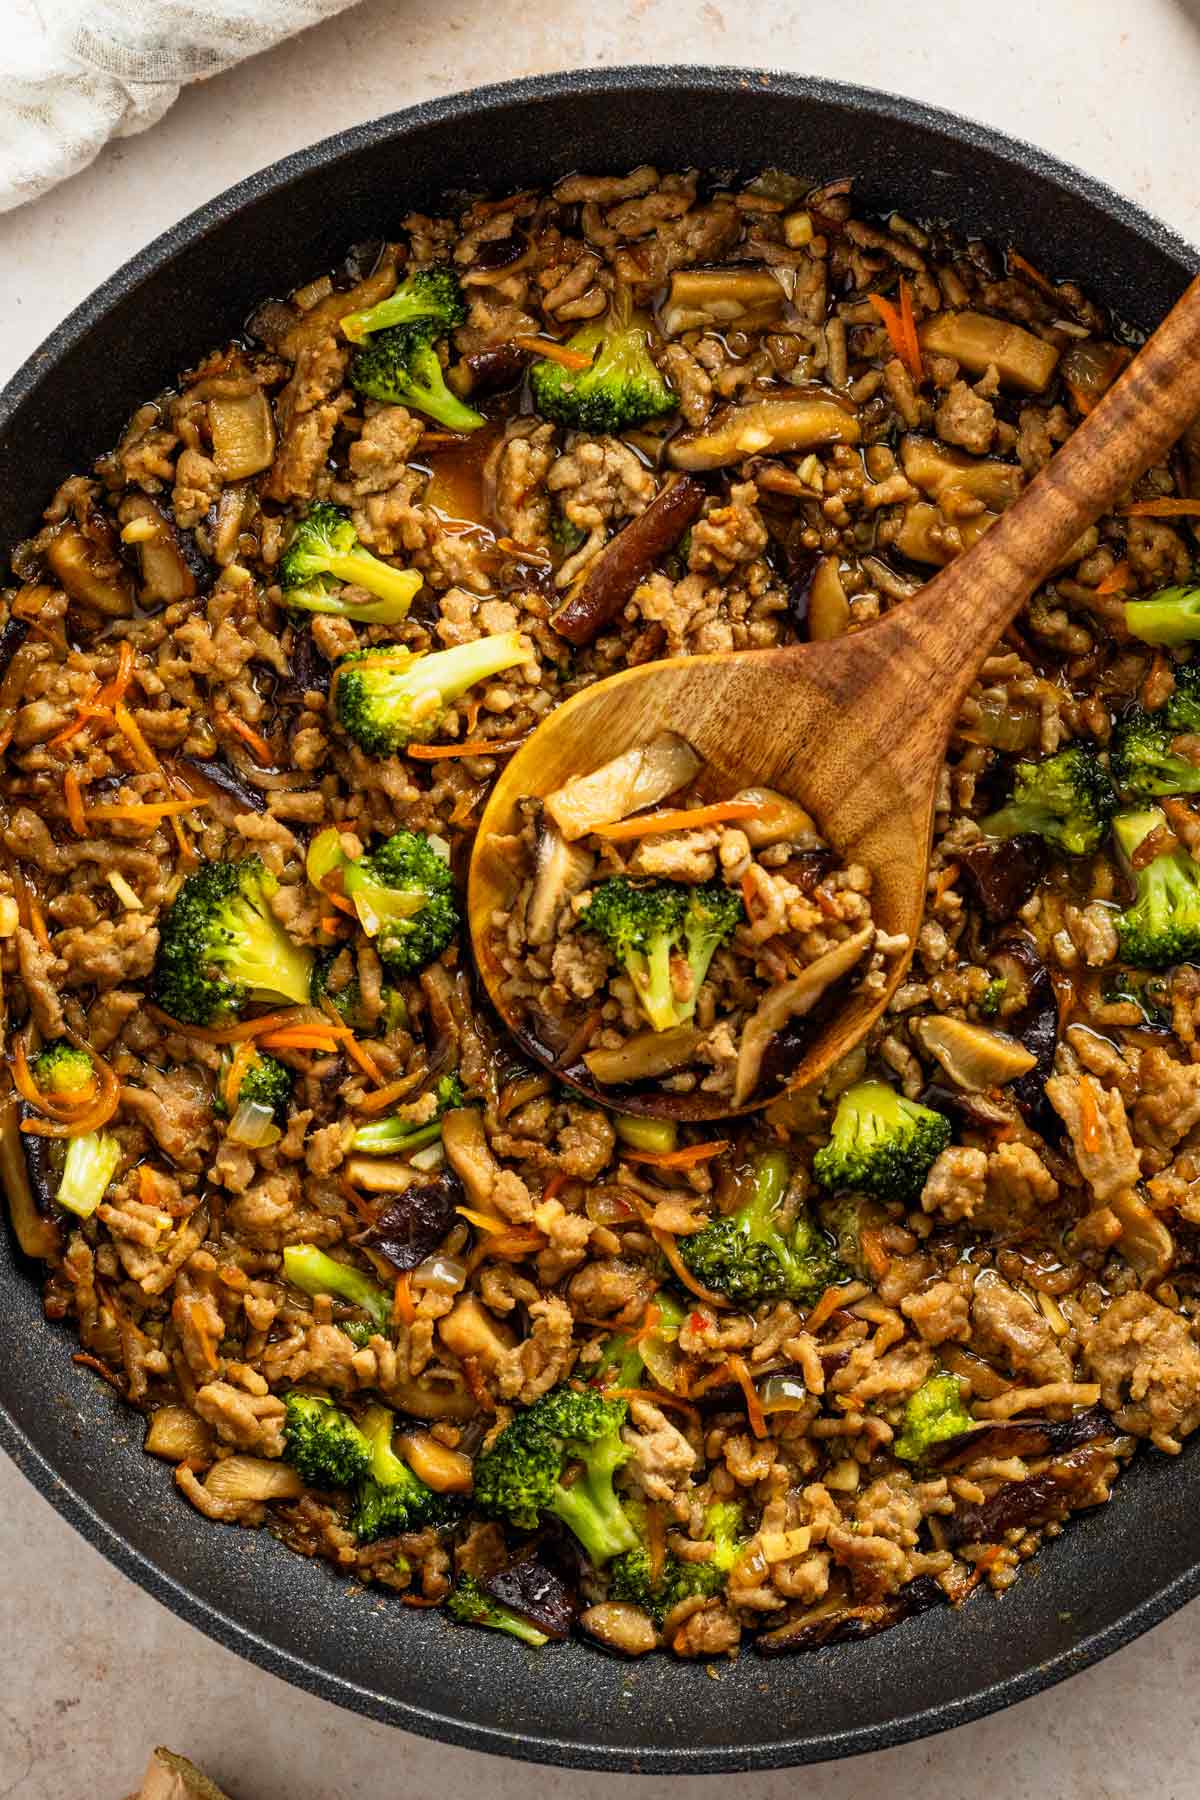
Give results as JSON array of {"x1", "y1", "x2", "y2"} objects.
[
  {"x1": 582, "y1": 878, "x2": 741, "y2": 1035},
  {"x1": 341, "y1": 830, "x2": 458, "y2": 977},
  {"x1": 813, "y1": 1079, "x2": 951, "y2": 1204},
  {"x1": 351, "y1": 1070, "x2": 465, "y2": 1155},
  {"x1": 333, "y1": 632, "x2": 529, "y2": 756},
  {"x1": 351, "y1": 320, "x2": 484, "y2": 432},
  {"x1": 609, "y1": 1499, "x2": 745, "y2": 1622},
  {"x1": 352, "y1": 1404, "x2": 460, "y2": 1542},
  {"x1": 1162, "y1": 661, "x2": 1200, "y2": 734},
  {"x1": 310, "y1": 947, "x2": 364, "y2": 1028},
  {"x1": 979, "y1": 976, "x2": 1007, "y2": 1018},
  {"x1": 529, "y1": 310, "x2": 677, "y2": 434},
  {"x1": 1110, "y1": 707, "x2": 1200, "y2": 799},
  {"x1": 678, "y1": 1150, "x2": 842, "y2": 1308},
  {"x1": 31, "y1": 1040, "x2": 96, "y2": 1097},
  {"x1": 893, "y1": 1371, "x2": 973, "y2": 1462},
  {"x1": 340, "y1": 265, "x2": 466, "y2": 344},
  {"x1": 282, "y1": 1393, "x2": 372, "y2": 1487},
  {"x1": 473, "y1": 1383, "x2": 637, "y2": 1566},
  {"x1": 214, "y1": 1049, "x2": 291, "y2": 1126},
  {"x1": 980, "y1": 744, "x2": 1116, "y2": 856},
  {"x1": 1113, "y1": 807, "x2": 1200, "y2": 967},
  {"x1": 151, "y1": 856, "x2": 314, "y2": 1026},
  {"x1": 550, "y1": 507, "x2": 587, "y2": 556},
  {"x1": 1125, "y1": 584, "x2": 1200, "y2": 647},
  {"x1": 56, "y1": 1131, "x2": 122, "y2": 1219},
  {"x1": 278, "y1": 502, "x2": 421, "y2": 622},
  {"x1": 446, "y1": 1573, "x2": 550, "y2": 1647},
  {"x1": 591, "y1": 1290, "x2": 686, "y2": 1392},
  {"x1": 282, "y1": 1243, "x2": 391, "y2": 1333},
  {"x1": 1101, "y1": 968, "x2": 1172, "y2": 1026}
]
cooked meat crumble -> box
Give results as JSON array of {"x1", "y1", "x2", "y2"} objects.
[{"x1": 3, "y1": 165, "x2": 1200, "y2": 1662}]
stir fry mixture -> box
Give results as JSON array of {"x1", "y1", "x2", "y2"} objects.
[
  {"x1": 4, "y1": 166, "x2": 1200, "y2": 1663},
  {"x1": 487, "y1": 741, "x2": 891, "y2": 1105}
]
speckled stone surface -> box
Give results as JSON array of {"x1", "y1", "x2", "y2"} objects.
[{"x1": 2, "y1": 4, "x2": 1200, "y2": 1793}]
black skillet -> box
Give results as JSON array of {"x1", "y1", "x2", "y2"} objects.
[{"x1": 0, "y1": 67, "x2": 1197, "y2": 1772}]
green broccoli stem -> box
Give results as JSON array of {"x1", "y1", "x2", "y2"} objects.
[
  {"x1": 1113, "y1": 807, "x2": 1163, "y2": 864},
  {"x1": 549, "y1": 1445, "x2": 639, "y2": 1566},
  {"x1": 1125, "y1": 586, "x2": 1200, "y2": 647},
  {"x1": 282, "y1": 1244, "x2": 391, "y2": 1332},
  {"x1": 56, "y1": 1130, "x2": 122, "y2": 1219},
  {"x1": 351, "y1": 1116, "x2": 444, "y2": 1155},
  {"x1": 292, "y1": 552, "x2": 421, "y2": 616},
  {"x1": 746, "y1": 1148, "x2": 789, "y2": 1228}
]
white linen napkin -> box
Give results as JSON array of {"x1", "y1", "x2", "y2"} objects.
[{"x1": 1, "y1": 0, "x2": 362, "y2": 212}]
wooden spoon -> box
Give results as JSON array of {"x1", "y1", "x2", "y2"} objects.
[{"x1": 469, "y1": 274, "x2": 1200, "y2": 1119}]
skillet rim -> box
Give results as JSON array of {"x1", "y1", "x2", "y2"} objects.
[{"x1": 1, "y1": 63, "x2": 1199, "y2": 1771}]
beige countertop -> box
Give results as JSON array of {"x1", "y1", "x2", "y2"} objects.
[{"x1": 2, "y1": 2, "x2": 1200, "y2": 1793}]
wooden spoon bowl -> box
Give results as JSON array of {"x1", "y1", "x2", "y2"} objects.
[{"x1": 469, "y1": 274, "x2": 1200, "y2": 1120}]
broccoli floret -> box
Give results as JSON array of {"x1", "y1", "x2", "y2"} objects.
[
  {"x1": 31, "y1": 1039, "x2": 96, "y2": 1097},
  {"x1": 282, "y1": 1243, "x2": 391, "y2": 1334},
  {"x1": 56, "y1": 1131, "x2": 122, "y2": 1219},
  {"x1": 1113, "y1": 807, "x2": 1200, "y2": 967},
  {"x1": 678, "y1": 1150, "x2": 842, "y2": 1308},
  {"x1": 351, "y1": 320, "x2": 484, "y2": 433},
  {"x1": 529, "y1": 310, "x2": 676, "y2": 434},
  {"x1": 893, "y1": 1371, "x2": 973, "y2": 1463},
  {"x1": 1125, "y1": 584, "x2": 1200, "y2": 647},
  {"x1": 1101, "y1": 968, "x2": 1172, "y2": 1026},
  {"x1": 333, "y1": 633, "x2": 528, "y2": 756},
  {"x1": 214, "y1": 1048, "x2": 291, "y2": 1126},
  {"x1": 341, "y1": 830, "x2": 458, "y2": 977},
  {"x1": 278, "y1": 502, "x2": 421, "y2": 622},
  {"x1": 980, "y1": 743, "x2": 1116, "y2": 856},
  {"x1": 581, "y1": 878, "x2": 742, "y2": 1034},
  {"x1": 309, "y1": 946, "x2": 364, "y2": 1028},
  {"x1": 813, "y1": 1079, "x2": 951, "y2": 1204},
  {"x1": 473, "y1": 1383, "x2": 637, "y2": 1567},
  {"x1": 446, "y1": 1573, "x2": 550, "y2": 1647},
  {"x1": 979, "y1": 976, "x2": 1007, "y2": 1018},
  {"x1": 352, "y1": 1404, "x2": 460, "y2": 1542},
  {"x1": 1110, "y1": 707, "x2": 1200, "y2": 799},
  {"x1": 351, "y1": 1071, "x2": 465, "y2": 1155},
  {"x1": 609, "y1": 1499, "x2": 745, "y2": 1622},
  {"x1": 1162, "y1": 661, "x2": 1200, "y2": 734},
  {"x1": 340, "y1": 265, "x2": 466, "y2": 344},
  {"x1": 151, "y1": 856, "x2": 314, "y2": 1026},
  {"x1": 283, "y1": 1392, "x2": 372, "y2": 1487}
]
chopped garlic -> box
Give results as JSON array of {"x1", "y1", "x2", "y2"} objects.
[{"x1": 760, "y1": 1526, "x2": 812, "y2": 1563}]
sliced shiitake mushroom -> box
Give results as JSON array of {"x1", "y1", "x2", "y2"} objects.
[
  {"x1": 545, "y1": 733, "x2": 701, "y2": 841},
  {"x1": 525, "y1": 820, "x2": 595, "y2": 945},
  {"x1": 667, "y1": 391, "x2": 861, "y2": 472},
  {"x1": 913, "y1": 1015, "x2": 1037, "y2": 1090}
]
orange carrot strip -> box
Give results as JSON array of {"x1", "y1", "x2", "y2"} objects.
[
  {"x1": 190, "y1": 1302, "x2": 219, "y2": 1371},
  {"x1": 358, "y1": 1074, "x2": 425, "y2": 1114},
  {"x1": 405, "y1": 734, "x2": 529, "y2": 761},
  {"x1": 898, "y1": 277, "x2": 924, "y2": 385},
  {"x1": 858, "y1": 1225, "x2": 892, "y2": 1282},
  {"x1": 594, "y1": 800, "x2": 765, "y2": 843},
  {"x1": 627, "y1": 1300, "x2": 663, "y2": 1352},
  {"x1": 456, "y1": 1205, "x2": 507, "y2": 1234},
  {"x1": 391, "y1": 1272, "x2": 416, "y2": 1328},
  {"x1": 867, "y1": 289, "x2": 923, "y2": 387},
  {"x1": 85, "y1": 799, "x2": 208, "y2": 824},
  {"x1": 63, "y1": 769, "x2": 87, "y2": 837},
  {"x1": 1096, "y1": 561, "x2": 1133, "y2": 596},
  {"x1": 26, "y1": 895, "x2": 51, "y2": 954},
  {"x1": 1121, "y1": 499, "x2": 1200, "y2": 517},
  {"x1": 98, "y1": 640, "x2": 135, "y2": 706},
  {"x1": 606, "y1": 1386, "x2": 701, "y2": 1427},
  {"x1": 1007, "y1": 249, "x2": 1059, "y2": 301},
  {"x1": 138, "y1": 1165, "x2": 161, "y2": 1207},
  {"x1": 1078, "y1": 1075, "x2": 1103, "y2": 1154},
  {"x1": 148, "y1": 1006, "x2": 309, "y2": 1044},
  {"x1": 217, "y1": 712, "x2": 274, "y2": 764},
  {"x1": 621, "y1": 1139, "x2": 730, "y2": 1170},
  {"x1": 19, "y1": 1049, "x2": 119, "y2": 1137},
  {"x1": 646, "y1": 1500, "x2": 667, "y2": 1585},
  {"x1": 256, "y1": 1029, "x2": 342, "y2": 1054},
  {"x1": 512, "y1": 334, "x2": 594, "y2": 372},
  {"x1": 649, "y1": 1223, "x2": 729, "y2": 1310},
  {"x1": 726, "y1": 1354, "x2": 767, "y2": 1439},
  {"x1": 803, "y1": 1284, "x2": 848, "y2": 1334},
  {"x1": 0, "y1": 725, "x2": 13, "y2": 758},
  {"x1": 339, "y1": 1031, "x2": 383, "y2": 1085}
]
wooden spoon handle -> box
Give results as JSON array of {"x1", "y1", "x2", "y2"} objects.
[{"x1": 900, "y1": 269, "x2": 1200, "y2": 707}]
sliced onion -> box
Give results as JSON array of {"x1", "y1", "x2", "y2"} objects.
[
  {"x1": 204, "y1": 1455, "x2": 303, "y2": 1502},
  {"x1": 411, "y1": 1252, "x2": 467, "y2": 1295},
  {"x1": 640, "y1": 1331, "x2": 684, "y2": 1394},
  {"x1": 427, "y1": 834, "x2": 451, "y2": 864},
  {"x1": 228, "y1": 1098, "x2": 282, "y2": 1148},
  {"x1": 758, "y1": 1374, "x2": 811, "y2": 1415},
  {"x1": 349, "y1": 885, "x2": 425, "y2": 937},
  {"x1": 585, "y1": 1186, "x2": 637, "y2": 1226},
  {"x1": 409, "y1": 1140, "x2": 445, "y2": 1172},
  {"x1": 305, "y1": 825, "x2": 348, "y2": 890}
]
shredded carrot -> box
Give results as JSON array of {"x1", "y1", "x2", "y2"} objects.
[
  {"x1": 137, "y1": 1165, "x2": 161, "y2": 1208},
  {"x1": 404, "y1": 734, "x2": 529, "y2": 761},
  {"x1": 650, "y1": 1223, "x2": 729, "y2": 1309},
  {"x1": 26, "y1": 894, "x2": 51, "y2": 954},
  {"x1": 148, "y1": 1005, "x2": 308, "y2": 1044},
  {"x1": 324, "y1": 890, "x2": 358, "y2": 918},
  {"x1": 391, "y1": 1272, "x2": 416, "y2": 1327},
  {"x1": 256, "y1": 1028, "x2": 343, "y2": 1054},
  {"x1": 627, "y1": 1300, "x2": 663, "y2": 1351},
  {"x1": 217, "y1": 712, "x2": 274, "y2": 764},
  {"x1": 606, "y1": 1386, "x2": 701, "y2": 1427},
  {"x1": 621, "y1": 1138, "x2": 729, "y2": 1170},
  {"x1": 112, "y1": 701, "x2": 160, "y2": 775},
  {"x1": 726, "y1": 1354, "x2": 768, "y2": 1439},
  {"x1": 339, "y1": 1030, "x2": 384, "y2": 1086},
  {"x1": 1007, "y1": 249, "x2": 1059, "y2": 302},
  {"x1": 540, "y1": 1171, "x2": 568, "y2": 1206},
  {"x1": 456, "y1": 1205, "x2": 507, "y2": 1234},
  {"x1": 1078, "y1": 1075, "x2": 1103, "y2": 1154},
  {"x1": 190, "y1": 1302, "x2": 219, "y2": 1371},
  {"x1": 224, "y1": 1039, "x2": 259, "y2": 1113},
  {"x1": 740, "y1": 869, "x2": 762, "y2": 922},
  {"x1": 803, "y1": 1283, "x2": 848, "y2": 1334},
  {"x1": 466, "y1": 1226, "x2": 547, "y2": 1272},
  {"x1": 63, "y1": 768, "x2": 87, "y2": 837},
  {"x1": 1096, "y1": 561, "x2": 1133, "y2": 596},
  {"x1": 0, "y1": 725, "x2": 13, "y2": 758},
  {"x1": 319, "y1": 913, "x2": 352, "y2": 937},
  {"x1": 858, "y1": 1225, "x2": 892, "y2": 1282},
  {"x1": 16, "y1": 1030, "x2": 119, "y2": 1138},
  {"x1": 100, "y1": 640, "x2": 135, "y2": 706},
  {"x1": 85, "y1": 798, "x2": 208, "y2": 825},
  {"x1": 932, "y1": 861, "x2": 960, "y2": 907},
  {"x1": 594, "y1": 800, "x2": 766, "y2": 843},
  {"x1": 646, "y1": 1501, "x2": 667, "y2": 1585},
  {"x1": 868, "y1": 282, "x2": 923, "y2": 386},
  {"x1": 337, "y1": 1173, "x2": 379, "y2": 1227},
  {"x1": 1121, "y1": 498, "x2": 1200, "y2": 517},
  {"x1": 512, "y1": 334, "x2": 594, "y2": 372},
  {"x1": 11, "y1": 1037, "x2": 94, "y2": 1115},
  {"x1": 357, "y1": 1073, "x2": 425, "y2": 1114}
]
